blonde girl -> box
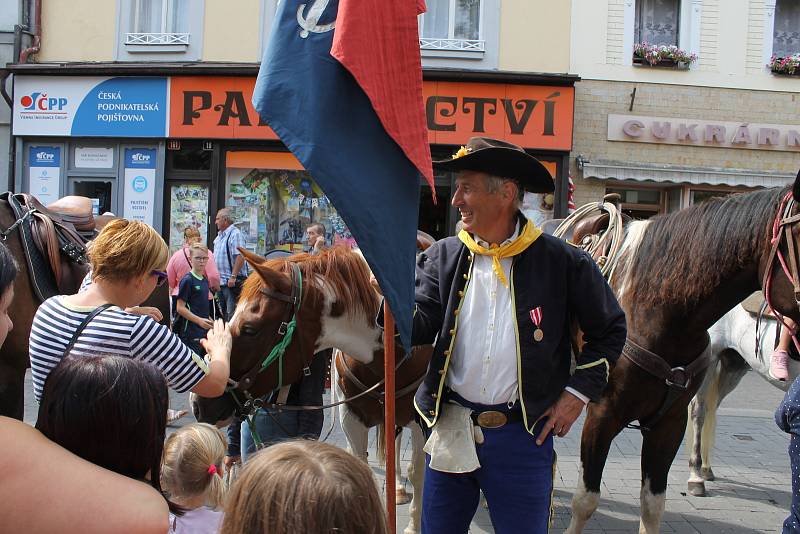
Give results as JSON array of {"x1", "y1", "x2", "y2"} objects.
[{"x1": 161, "y1": 423, "x2": 227, "y2": 534}]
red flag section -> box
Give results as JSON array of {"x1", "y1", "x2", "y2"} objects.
[{"x1": 331, "y1": 0, "x2": 435, "y2": 190}]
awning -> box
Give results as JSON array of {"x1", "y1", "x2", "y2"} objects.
[{"x1": 582, "y1": 161, "x2": 794, "y2": 188}]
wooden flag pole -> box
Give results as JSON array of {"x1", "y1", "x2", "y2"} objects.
[{"x1": 383, "y1": 301, "x2": 397, "y2": 534}]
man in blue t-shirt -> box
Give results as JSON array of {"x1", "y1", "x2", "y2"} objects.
[{"x1": 175, "y1": 243, "x2": 213, "y2": 355}]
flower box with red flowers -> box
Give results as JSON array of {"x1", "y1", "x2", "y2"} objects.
[
  {"x1": 769, "y1": 54, "x2": 800, "y2": 76},
  {"x1": 632, "y1": 42, "x2": 697, "y2": 70}
]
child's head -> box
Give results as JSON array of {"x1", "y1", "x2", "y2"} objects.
[
  {"x1": 220, "y1": 440, "x2": 388, "y2": 534},
  {"x1": 189, "y1": 243, "x2": 209, "y2": 275},
  {"x1": 161, "y1": 423, "x2": 227, "y2": 509}
]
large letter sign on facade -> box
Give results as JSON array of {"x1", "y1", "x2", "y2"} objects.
[{"x1": 123, "y1": 149, "x2": 157, "y2": 225}]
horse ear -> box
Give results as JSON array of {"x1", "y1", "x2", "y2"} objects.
[
  {"x1": 249, "y1": 259, "x2": 292, "y2": 294},
  {"x1": 793, "y1": 168, "x2": 800, "y2": 203},
  {"x1": 238, "y1": 247, "x2": 264, "y2": 269}
]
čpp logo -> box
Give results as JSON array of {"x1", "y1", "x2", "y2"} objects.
[
  {"x1": 35, "y1": 152, "x2": 55, "y2": 164},
  {"x1": 131, "y1": 153, "x2": 151, "y2": 163},
  {"x1": 19, "y1": 92, "x2": 68, "y2": 112}
]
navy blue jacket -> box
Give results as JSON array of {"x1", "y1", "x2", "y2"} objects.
[{"x1": 411, "y1": 218, "x2": 627, "y2": 434}]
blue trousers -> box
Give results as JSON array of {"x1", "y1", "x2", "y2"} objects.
[
  {"x1": 421, "y1": 405, "x2": 555, "y2": 534},
  {"x1": 240, "y1": 409, "x2": 300, "y2": 462}
]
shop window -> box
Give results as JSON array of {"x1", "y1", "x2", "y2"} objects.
[
  {"x1": 606, "y1": 186, "x2": 662, "y2": 220},
  {"x1": 689, "y1": 189, "x2": 736, "y2": 205},
  {"x1": 419, "y1": 0, "x2": 484, "y2": 52},
  {"x1": 224, "y1": 152, "x2": 353, "y2": 255},
  {"x1": 168, "y1": 144, "x2": 212, "y2": 172},
  {"x1": 773, "y1": 0, "x2": 800, "y2": 59},
  {"x1": 635, "y1": 0, "x2": 680, "y2": 46}
]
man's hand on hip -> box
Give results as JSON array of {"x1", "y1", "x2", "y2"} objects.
[
  {"x1": 534, "y1": 391, "x2": 586, "y2": 445},
  {"x1": 226, "y1": 277, "x2": 236, "y2": 288}
]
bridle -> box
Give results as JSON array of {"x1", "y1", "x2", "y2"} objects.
[
  {"x1": 762, "y1": 191, "x2": 800, "y2": 351},
  {"x1": 225, "y1": 262, "x2": 308, "y2": 419}
]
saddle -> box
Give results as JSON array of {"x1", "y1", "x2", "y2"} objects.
[{"x1": 1, "y1": 192, "x2": 92, "y2": 301}]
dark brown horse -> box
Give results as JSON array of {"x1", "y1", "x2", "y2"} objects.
[
  {"x1": 566, "y1": 175, "x2": 800, "y2": 533},
  {"x1": 0, "y1": 198, "x2": 170, "y2": 419}
]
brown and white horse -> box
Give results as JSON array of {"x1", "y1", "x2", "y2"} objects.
[{"x1": 566, "y1": 175, "x2": 800, "y2": 533}]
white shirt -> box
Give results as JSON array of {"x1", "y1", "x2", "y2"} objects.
[
  {"x1": 446, "y1": 224, "x2": 589, "y2": 406},
  {"x1": 447, "y1": 225, "x2": 520, "y2": 405}
]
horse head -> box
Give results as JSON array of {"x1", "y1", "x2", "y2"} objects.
[
  {"x1": 192, "y1": 246, "x2": 383, "y2": 425},
  {"x1": 760, "y1": 169, "x2": 800, "y2": 325}
]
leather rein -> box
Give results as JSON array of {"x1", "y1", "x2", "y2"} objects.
[{"x1": 762, "y1": 192, "x2": 800, "y2": 352}]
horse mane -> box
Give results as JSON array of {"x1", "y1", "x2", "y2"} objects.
[
  {"x1": 618, "y1": 186, "x2": 787, "y2": 310},
  {"x1": 240, "y1": 246, "x2": 379, "y2": 319}
]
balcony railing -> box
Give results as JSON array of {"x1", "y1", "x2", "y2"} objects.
[
  {"x1": 419, "y1": 38, "x2": 485, "y2": 52},
  {"x1": 125, "y1": 33, "x2": 190, "y2": 45}
]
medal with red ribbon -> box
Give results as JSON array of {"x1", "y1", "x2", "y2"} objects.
[{"x1": 530, "y1": 307, "x2": 544, "y2": 342}]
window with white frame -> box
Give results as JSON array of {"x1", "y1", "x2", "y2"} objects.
[
  {"x1": 420, "y1": 0, "x2": 483, "y2": 52},
  {"x1": 773, "y1": 0, "x2": 800, "y2": 58},
  {"x1": 126, "y1": 0, "x2": 189, "y2": 46},
  {"x1": 634, "y1": 0, "x2": 680, "y2": 46}
]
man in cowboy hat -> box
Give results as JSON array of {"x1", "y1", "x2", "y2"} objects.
[{"x1": 402, "y1": 137, "x2": 626, "y2": 533}]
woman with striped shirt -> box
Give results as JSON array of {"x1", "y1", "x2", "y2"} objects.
[{"x1": 29, "y1": 219, "x2": 231, "y2": 402}]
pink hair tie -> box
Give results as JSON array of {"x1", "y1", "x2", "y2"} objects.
[{"x1": 208, "y1": 464, "x2": 218, "y2": 475}]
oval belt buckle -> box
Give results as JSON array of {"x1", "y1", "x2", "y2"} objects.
[{"x1": 476, "y1": 410, "x2": 507, "y2": 429}]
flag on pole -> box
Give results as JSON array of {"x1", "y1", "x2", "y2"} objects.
[{"x1": 252, "y1": 0, "x2": 432, "y2": 350}]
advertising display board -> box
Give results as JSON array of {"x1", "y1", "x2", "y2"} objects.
[
  {"x1": 28, "y1": 146, "x2": 61, "y2": 204},
  {"x1": 123, "y1": 148, "x2": 157, "y2": 225}
]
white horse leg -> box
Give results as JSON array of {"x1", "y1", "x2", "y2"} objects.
[
  {"x1": 404, "y1": 422, "x2": 425, "y2": 534},
  {"x1": 687, "y1": 360, "x2": 717, "y2": 496},
  {"x1": 564, "y1": 471, "x2": 600, "y2": 534},
  {"x1": 638, "y1": 478, "x2": 666, "y2": 534},
  {"x1": 701, "y1": 351, "x2": 748, "y2": 479},
  {"x1": 339, "y1": 401, "x2": 370, "y2": 462},
  {"x1": 396, "y1": 430, "x2": 412, "y2": 505}
]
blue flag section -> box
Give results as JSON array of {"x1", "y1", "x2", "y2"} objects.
[{"x1": 253, "y1": 0, "x2": 421, "y2": 350}]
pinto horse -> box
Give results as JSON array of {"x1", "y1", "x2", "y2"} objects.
[
  {"x1": 0, "y1": 198, "x2": 171, "y2": 419},
  {"x1": 566, "y1": 175, "x2": 800, "y2": 533}
]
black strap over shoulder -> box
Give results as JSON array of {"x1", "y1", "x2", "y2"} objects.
[{"x1": 63, "y1": 303, "x2": 114, "y2": 357}]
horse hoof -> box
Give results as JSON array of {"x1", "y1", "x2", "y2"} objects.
[
  {"x1": 701, "y1": 467, "x2": 715, "y2": 481},
  {"x1": 688, "y1": 481, "x2": 706, "y2": 497},
  {"x1": 396, "y1": 487, "x2": 412, "y2": 505}
]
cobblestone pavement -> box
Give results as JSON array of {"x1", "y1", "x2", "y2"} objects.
[{"x1": 24, "y1": 369, "x2": 792, "y2": 533}]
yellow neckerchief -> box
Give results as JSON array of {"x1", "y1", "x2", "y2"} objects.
[{"x1": 458, "y1": 220, "x2": 542, "y2": 287}]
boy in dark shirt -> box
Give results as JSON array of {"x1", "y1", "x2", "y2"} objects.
[{"x1": 175, "y1": 243, "x2": 213, "y2": 355}]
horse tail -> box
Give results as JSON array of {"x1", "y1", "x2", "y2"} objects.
[
  {"x1": 700, "y1": 361, "x2": 722, "y2": 469},
  {"x1": 375, "y1": 423, "x2": 387, "y2": 466}
]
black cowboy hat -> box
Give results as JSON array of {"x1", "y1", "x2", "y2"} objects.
[{"x1": 433, "y1": 137, "x2": 554, "y2": 193}]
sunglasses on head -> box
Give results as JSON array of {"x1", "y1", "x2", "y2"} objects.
[{"x1": 151, "y1": 270, "x2": 168, "y2": 287}]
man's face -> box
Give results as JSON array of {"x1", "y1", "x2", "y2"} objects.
[
  {"x1": 306, "y1": 226, "x2": 322, "y2": 246},
  {"x1": 451, "y1": 171, "x2": 506, "y2": 238},
  {"x1": 215, "y1": 212, "x2": 229, "y2": 231}
]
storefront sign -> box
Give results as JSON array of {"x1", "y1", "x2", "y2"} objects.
[
  {"x1": 28, "y1": 146, "x2": 61, "y2": 204},
  {"x1": 169, "y1": 77, "x2": 575, "y2": 150},
  {"x1": 123, "y1": 149, "x2": 157, "y2": 225},
  {"x1": 74, "y1": 146, "x2": 114, "y2": 168},
  {"x1": 13, "y1": 76, "x2": 167, "y2": 137},
  {"x1": 609, "y1": 114, "x2": 800, "y2": 152}
]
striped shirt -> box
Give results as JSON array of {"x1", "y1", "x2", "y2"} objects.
[{"x1": 29, "y1": 296, "x2": 207, "y2": 402}]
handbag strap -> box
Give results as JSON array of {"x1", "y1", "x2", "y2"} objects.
[
  {"x1": 184, "y1": 247, "x2": 191, "y2": 268},
  {"x1": 63, "y1": 303, "x2": 114, "y2": 357}
]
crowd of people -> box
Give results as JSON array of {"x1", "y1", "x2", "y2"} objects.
[
  {"x1": 0, "y1": 210, "x2": 387, "y2": 534},
  {"x1": 4, "y1": 135, "x2": 800, "y2": 534}
]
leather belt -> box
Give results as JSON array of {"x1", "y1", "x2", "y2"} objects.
[{"x1": 470, "y1": 410, "x2": 524, "y2": 429}]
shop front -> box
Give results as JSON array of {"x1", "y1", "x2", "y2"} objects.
[
  {"x1": 571, "y1": 81, "x2": 800, "y2": 218},
  {"x1": 12, "y1": 69, "x2": 578, "y2": 253},
  {"x1": 12, "y1": 75, "x2": 167, "y2": 228},
  {"x1": 166, "y1": 71, "x2": 577, "y2": 252}
]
